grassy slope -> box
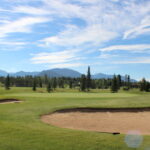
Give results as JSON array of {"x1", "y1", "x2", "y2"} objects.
[{"x1": 0, "y1": 87, "x2": 150, "y2": 150}]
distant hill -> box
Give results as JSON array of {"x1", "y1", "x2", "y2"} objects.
[
  {"x1": 0, "y1": 68, "x2": 81, "y2": 78},
  {"x1": 0, "y1": 68, "x2": 136, "y2": 81},
  {"x1": 10, "y1": 71, "x2": 39, "y2": 77},
  {"x1": 39, "y1": 68, "x2": 81, "y2": 78},
  {"x1": 92, "y1": 73, "x2": 113, "y2": 79},
  {"x1": 92, "y1": 73, "x2": 136, "y2": 82},
  {"x1": 0, "y1": 70, "x2": 8, "y2": 77}
]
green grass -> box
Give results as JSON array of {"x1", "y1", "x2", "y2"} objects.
[{"x1": 0, "y1": 87, "x2": 150, "y2": 150}]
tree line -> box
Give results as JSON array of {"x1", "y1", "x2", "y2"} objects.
[{"x1": 0, "y1": 66, "x2": 150, "y2": 93}]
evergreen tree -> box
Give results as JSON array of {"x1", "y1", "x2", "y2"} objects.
[
  {"x1": 111, "y1": 75, "x2": 119, "y2": 93},
  {"x1": 127, "y1": 75, "x2": 131, "y2": 90},
  {"x1": 44, "y1": 74, "x2": 48, "y2": 85},
  {"x1": 52, "y1": 77, "x2": 57, "y2": 89},
  {"x1": 86, "y1": 66, "x2": 91, "y2": 91},
  {"x1": 140, "y1": 78, "x2": 149, "y2": 92},
  {"x1": 117, "y1": 75, "x2": 122, "y2": 89},
  {"x1": 69, "y1": 80, "x2": 73, "y2": 89},
  {"x1": 32, "y1": 78, "x2": 37, "y2": 91},
  {"x1": 5, "y1": 74, "x2": 10, "y2": 90},
  {"x1": 140, "y1": 78, "x2": 146, "y2": 91},
  {"x1": 145, "y1": 82, "x2": 150, "y2": 92},
  {"x1": 125, "y1": 75, "x2": 128, "y2": 87},
  {"x1": 39, "y1": 77, "x2": 43, "y2": 88},
  {"x1": 1, "y1": 72, "x2": 147, "y2": 92},
  {"x1": 80, "y1": 74, "x2": 86, "y2": 91},
  {"x1": 47, "y1": 81, "x2": 52, "y2": 93},
  {"x1": 59, "y1": 79, "x2": 64, "y2": 88},
  {"x1": 91, "y1": 80, "x2": 96, "y2": 89}
]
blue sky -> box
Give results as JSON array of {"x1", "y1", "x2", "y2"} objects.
[{"x1": 0, "y1": 0, "x2": 150, "y2": 80}]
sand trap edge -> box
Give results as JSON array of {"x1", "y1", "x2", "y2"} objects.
[
  {"x1": 0, "y1": 99, "x2": 22, "y2": 104},
  {"x1": 53, "y1": 107, "x2": 150, "y2": 113}
]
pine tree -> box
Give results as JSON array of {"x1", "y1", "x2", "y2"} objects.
[
  {"x1": 127, "y1": 75, "x2": 131, "y2": 90},
  {"x1": 39, "y1": 77, "x2": 42, "y2": 88},
  {"x1": 145, "y1": 82, "x2": 150, "y2": 92},
  {"x1": 44, "y1": 74, "x2": 48, "y2": 85},
  {"x1": 52, "y1": 77, "x2": 57, "y2": 89},
  {"x1": 117, "y1": 75, "x2": 122, "y2": 89},
  {"x1": 80, "y1": 74, "x2": 86, "y2": 91},
  {"x1": 125, "y1": 75, "x2": 128, "y2": 87},
  {"x1": 59, "y1": 79, "x2": 64, "y2": 88},
  {"x1": 140, "y1": 78, "x2": 146, "y2": 91},
  {"x1": 32, "y1": 78, "x2": 37, "y2": 91},
  {"x1": 91, "y1": 80, "x2": 96, "y2": 89},
  {"x1": 69, "y1": 80, "x2": 73, "y2": 89},
  {"x1": 111, "y1": 75, "x2": 119, "y2": 93},
  {"x1": 47, "y1": 81, "x2": 52, "y2": 93},
  {"x1": 5, "y1": 74, "x2": 10, "y2": 90},
  {"x1": 86, "y1": 66, "x2": 91, "y2": 91}
]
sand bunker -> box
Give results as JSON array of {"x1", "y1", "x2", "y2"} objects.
[
  {"x1": 0, "y1": 99, "x2": 21, "y2": 104},
  {"x1": 42, "y1": 108, "x2": 150, "y2": 135}
]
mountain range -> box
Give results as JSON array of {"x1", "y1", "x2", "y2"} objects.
[{"x1": 0, "y1": 68, "x2": 136, "y2": 81}]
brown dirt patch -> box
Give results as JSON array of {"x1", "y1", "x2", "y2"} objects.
[
  {"x1": 0, "y1": 99, "x2": 21, "y2": 104},
  {"x1": 41, "y1": 108, "x2": 150, "y2": 135}
]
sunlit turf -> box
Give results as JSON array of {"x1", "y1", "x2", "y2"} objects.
[{"x1": 0, "y1": 87, "x2": 150, "y2": 150}]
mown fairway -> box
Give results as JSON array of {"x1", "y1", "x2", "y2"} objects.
[{"x1": 0, "y1": 87, "x2": 150, "y2": 150}]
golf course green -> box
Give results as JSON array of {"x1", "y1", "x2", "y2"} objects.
[{"x1": 0, "y1": 87, "x2": 150, "y2": 150}]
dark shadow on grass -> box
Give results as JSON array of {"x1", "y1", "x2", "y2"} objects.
[
  {"x1": 0, "y1": 99, "x2": 21, "y2": 104},
  {"x1": 55, "y1": 107, "x2": 150, "y2": 113}
]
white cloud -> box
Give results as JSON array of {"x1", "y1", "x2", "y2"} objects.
[
  {"x1": 38, "y1": 0, "x2": 150, "y2": 48},
  {"x1": 43, "y1": 0, "x2": 85, "y2": 19},
  {"x1": 124, "y1": 16, "x2": 150, "y2": 39},
  {"x1": 1, "y1": 0, "x2": 150, "y2": 48},
  {"x1": 0, "y1": 40, "x2": 28, "y2": 51},
  {"x1": 98, "y1": 53, "x2": 118, "y2": 59},
  {"x1": 0, "y1": 16, "x2": 50, "y2": 50},
  {"x1": 31, "y1": 49, "x2": 81, "y2": 64},
  {"x1": 41, "y1": 24, "x2": 117, "y2": 47},
  {"x1": 3, "y1": 0, "x2": 42, "y2": 4},
  {"x1": 0, "y1": 0, "x2": 150, "y2": 68},
  {"x1": 0, "y1": 8, "x2": 10, "y2": 12},
  {"x1": 0, "y1": 17, "x2": 50, "y2": 38},
  {"x1": 113, "y1": 57, "x2": 150, "y2": 64},
  {"x1": 12, "y1": 5, "x2": 52, "y2": 15},
  {"x1": 50, "y1": 63, "x2": 84, "y2": 68},
  {"x1": 0, "y1": 41, "x2": 27, "y2": 46},
  {"x1": 0, "y1": 20, "x2": 11, "y2": 24},
  {"x1": 100, "y1": 44, "x2": 150, "y2": 52}
]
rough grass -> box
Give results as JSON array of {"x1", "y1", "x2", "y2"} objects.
[{"x1": 0, "y1": 87, "x2": 150, "y2": 150}]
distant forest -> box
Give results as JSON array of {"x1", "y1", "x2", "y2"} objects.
[{"x1": 0, "y1": 67, "x2": 149, "y2": 93}]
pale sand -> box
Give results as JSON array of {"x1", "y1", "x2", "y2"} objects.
[{"x1": 42, "y1": 109, "x2": 150, "y2": 135}]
